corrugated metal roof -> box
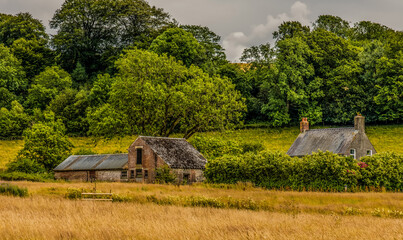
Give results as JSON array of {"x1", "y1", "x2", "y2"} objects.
[
  {"x1": 54, "y1": 154, "x2": 128, "y2": 171},
  {"x1": 139, "y1": 136, "x2": 207, "y2": 169},
  {"x1": 287, "y1": 128, "x2": 358, "y2": 157}
]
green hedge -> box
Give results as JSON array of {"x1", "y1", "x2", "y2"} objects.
[{"x1": 204, "y1": 151, "x2": 402, "y2": 191}]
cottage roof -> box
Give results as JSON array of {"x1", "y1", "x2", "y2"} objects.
[
  {"x1": 139, "y1": 136, "x2": 207, "y2": 169},
  {"x1": 287, "y1": 128, "x2": 358, "y2": 157},
  {"x1": 54, "y1": 154, "x2": 128, "y2": 171}
]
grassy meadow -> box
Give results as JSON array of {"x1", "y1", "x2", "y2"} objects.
[
  {"x1": 0, "y1": 124, "x2": 402, "y2": 170},
  {"x1": 0, "y1": 181, "x2": 402, "y2": 239}
]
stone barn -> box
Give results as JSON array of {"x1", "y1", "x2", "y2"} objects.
[
  {"x1": 128, "y1": 136, "x2": 207, "y2": 183},
  {"x1": 54, "y1": 154, "x2": 128, "y2": 181},
  {"x1": 287, "y1": 115, "x2": 376, "y2": 160},
  {"x1": 54, "y1": 136, "x2": 207, "y2": 183}
]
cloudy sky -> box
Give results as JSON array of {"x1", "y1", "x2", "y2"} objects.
[{"x1": 1, "y1": 0, "x2": 402, "y2": 61}]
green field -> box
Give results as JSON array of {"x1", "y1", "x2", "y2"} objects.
[{"x1": 0, "y1": 125, "x2": 402, "y2": 170}]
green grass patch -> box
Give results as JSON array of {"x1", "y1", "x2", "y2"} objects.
[{"x1": 0, "y1": 183, "x2": 28, "y2": 197}]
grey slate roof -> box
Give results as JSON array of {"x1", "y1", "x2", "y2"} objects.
[
  {"x1": 54, "y1": 154, "x2": 128, "y2": 171},
  {"x1": 139, "y1": 136, "x2": 207, "y2": 169},
  {"x1": 287, "y1": 128, "x2": 358, "y2": 157}
]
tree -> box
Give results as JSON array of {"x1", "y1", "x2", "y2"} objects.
[
  {"x1": 25, "y1": 66, "x2": 72, "y2": 110},
  {"x1": 313, "y1": 15, "x2": 350, "y2": 38},
  {"x1": 11, "y1": 38, "x2": 55, "y2": 80},
  {"x1": 273, "y1": 21, "x2": 310, "y2": 42},
  {"x1": 149, "y1": 27, "x2": 206, "y2": 68},
  {"x1": 0, "y1": 101, "x2": 30, "y2": 139},
  {"x1": 17, "y1": 111, "x2": 73, "y2": 171},
  {"x1": 50, "y1": 0, "x2": 174, "y2": 74},
  {"x1": 0, "y1": 44, "x2": 26, "y2": 96},
  {"x1": 0, "y1": 13, "x2": 48, "y2": 46},
  {"x1": 87, "y1": 48, "x2": 245, "y2": 138},
  {"x1": 181, "y1": 25, "x2": 227, "y2": 73}
]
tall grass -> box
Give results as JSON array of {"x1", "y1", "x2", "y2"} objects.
[
  {"x1": 0, "y1": 183, "x2": 28, "y2": 197},
  {"x1": 0, "y1": 195, "x2": 402, "y2": 240}
]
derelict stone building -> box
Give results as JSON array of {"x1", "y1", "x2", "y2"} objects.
[
  {"x1": 54, "y1": 136, "x2": 207, "y2": 183},
  {"x1": 287, "y1": 115, "x2": 376, "y2": 160}
]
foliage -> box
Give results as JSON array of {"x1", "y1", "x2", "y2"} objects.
[
  {"x1": 0, "y1": 183, "x2": 28, "y2": 197},
  {"x1": 205, "y1": 151, "x2": 403, "y2": 191},
  {"x1": 155, "y1": 165, "x2": 177, "y2": 184},
  {"x1": 50, "y1": 0, "x2": 173, "y2": 74},
  {"x1": 6, "y1": 158, "x2": 46, "y2": 174},
  {"x1": 358, "y1": 153, "x2": 403, "y2": 190},
  {"x1": 0, "y1": 101, "x2": 30, "y2": 139},
  {"x1": 149, "y1": 27, "x2": 206, "y2": 68},
  {"x1": 0, "y1": 171, "x2": 52, "y2": 182},
  {"x1": 0, "y1": 44, "x2": 26, "y2": 95},
  {"x1": 17, "y1": 111, "x2": 73, "y2": 171},
  {"x1": 88, "y1": 48, "x2": 245, "y2": 138}
]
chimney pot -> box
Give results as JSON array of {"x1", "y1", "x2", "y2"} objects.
[{"x1": 300, "y1": 117, "x2": 309, "y2": 133}]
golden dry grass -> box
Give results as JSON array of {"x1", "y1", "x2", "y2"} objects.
[
  {"x1": 5, "y1": 181, "x2": 403, "y2": 217},
  {"x1": 0, "y1": 195, "x2": 402, "y2": 240}
]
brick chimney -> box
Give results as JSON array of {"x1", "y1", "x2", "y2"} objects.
[
  {"x1": 300, "y1": 117, "x2": 309, "y2": 133},
  {"x1": 354, "y1": 114, "x2": 365, "y2": 133}
]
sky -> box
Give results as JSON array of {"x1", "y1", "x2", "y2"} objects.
[{"x1": 1, "y1": 0, "x2": 402, "y2": 62}]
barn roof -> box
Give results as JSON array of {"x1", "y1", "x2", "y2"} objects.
[
  {"x1": 139, "y1": 136, "x2": 207, "y2": 169},
  {"x1": 287, "y1": 128, "x2": 358, "y2": 157},
  {"x1": 54, "y1": 154, "x2": 128, "y2": 171}
]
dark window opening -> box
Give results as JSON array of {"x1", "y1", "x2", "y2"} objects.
[
  {"x1": 136, "y1": 169, "x2": 142, "y2": 178},
  {"x1": 144, "y1": 170, "x2": 148, "y2": 178},
  {"x1": 89, "y1": 171, "x2": 96, "y2": 181},
  {"x1": 183, "y1": 173, "x2": 190, "y2": 183},
  {"x1": 121, "y1": 171, "x2": 128, "y2": 179},
  {"x1": 130, "y1": 170, "x2": 135, "y2": 179},
  {"x1": 367, "y1": 150, "x2": 372, "y2": 156},
  {"x1": 136, "y1": 148, "x2": 143, "y2": 165}
]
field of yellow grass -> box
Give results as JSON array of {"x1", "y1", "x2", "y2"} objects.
[
  {"x1": 0, "y1": 181, "x2": 402, "y2": 240},
  {"x1": 0, "y1": 125, "x2": 402, "y2": 170}
]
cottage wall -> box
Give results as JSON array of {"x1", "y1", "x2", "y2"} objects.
[
  {"x1": 349, "y1": 133, "x2": 377, "y2": 160},
  {"x1": 55, "y1": 171, "x2": 88, "y2": 181},
  {"x1": 55, "y1": 170, "x2": 125, "y2": 182}
]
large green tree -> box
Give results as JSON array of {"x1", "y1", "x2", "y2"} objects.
[
  {"x1": 87, "y1": 49, "x2": 245, "y2": 138},
  {"x1": 50, "y1": 0, "x2": 174, "y2": 74}
]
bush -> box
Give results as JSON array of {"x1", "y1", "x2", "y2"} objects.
[
  {"x1": 205, "y1": 151, "x2": 403, "y2": 191},
  {"x1": 73, "y1": 148, "x2": 96, "y2": 155},
  {"x1": 0, "y1": 171, "x2": 53, "y2": 182},
  {"x1": 6, "y1": 158, "x2": 46, "y2": 174},
  {"x1": 65, "y1": 188, "x2": 82, "y2": 199},
  {"x1": 358, "y1": 152, "x2": 402, "y2": 190},
  {"x1": 155, "y1": 165, "x2": 177, "y2": 184},
  {"x1": 0, "y1": 183, "x2": 28, "y2": 197}
]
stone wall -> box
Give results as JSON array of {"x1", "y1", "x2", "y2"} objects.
[{"x1": 55, "y1": 170, "x2": 125, "y2": 182}]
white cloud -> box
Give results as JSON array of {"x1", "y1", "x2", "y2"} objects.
[{"x1": 223, "y1": 1, "x2": 311, "y2": 62}]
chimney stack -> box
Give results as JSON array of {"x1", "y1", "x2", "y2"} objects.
[
  {"x1": 354, "y1": 114, "x2": 365, "y2": 133},
  {"x1": 300, "y1": 117, "x2": 309, "y2": 133}
]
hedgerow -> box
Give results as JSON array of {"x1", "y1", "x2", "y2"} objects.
[{"x1": 204, "y1": 151, "x2": 402, "y2": 191}]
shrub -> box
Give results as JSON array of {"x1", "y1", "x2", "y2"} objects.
[
  {"x1": 155, "y1": 165, "x2": 177, "y2": 184},
  {"x1": 6, "y1": 158, "x2": 46, "y2": 174},
  {"x1": 0, "y1": 171, "x2": 53, "y2": 182},
  {"x1": 0, "y1": 183, "x2": 28, "y2": 197},
  {"x1": 65, "y1": 188, "x2": 82, "y2": 199},
  {"x1": 73, "y1": 148, "x2": 96, "y2": 155},
  {"x1": 358, "y1": 152, "x2": 402, "y2": 190}
]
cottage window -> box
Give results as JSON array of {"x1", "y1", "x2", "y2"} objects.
[
  {"x1": 136, "y1": 169, "x2": 142, "y2": 178},
  {"x1": 130, "y1": 170, "x2": 135, "y2": 179},
  {"x1": 367, "y1": 150, "x2": 372, "y2": 156},
  {"x1": 121, "y1": 171, "x2": 128, "y2": 179},
  {"x1": 144, "y1": 170, "x2": 148, "y2": 178},
  {"x1": 350, "y1": 149, "x2": 356, "y2": 159},
  {"x1": 136, "y1": 148, "x2": 143, "y2": 165}
]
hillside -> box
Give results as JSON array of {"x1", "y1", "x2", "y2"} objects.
[{"x1": 0, "y1": 125, "x2": 402, "y2": 170}]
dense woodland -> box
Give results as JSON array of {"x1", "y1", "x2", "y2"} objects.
[{"x1": 0, "y1": 0, "x2": 402, "y2": 142}]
